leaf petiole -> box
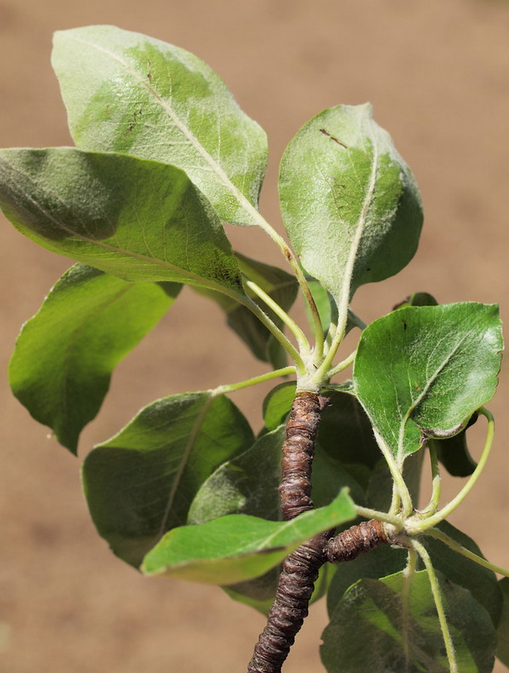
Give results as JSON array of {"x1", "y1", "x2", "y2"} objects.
[
  {"x1": 407, "y1": 407, "x2": 495, "y2": 534},
  {"x1": 210, "y1": 366, "x2": 296, "y2": 397},
  {"x1": 326, "y1": 348, "x2": 357, "y2": 379},
  {"x1": 423, "y1": 526, "x2": 509, "y2": 578},
  {"x1": 244, "y1": 279, "x2": 311, "y2": 356},
  {"x1": 412, "y1": 539, "x2": 458, "y2": 673}
]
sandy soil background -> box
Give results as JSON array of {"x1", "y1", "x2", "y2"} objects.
[{"x1": 0, "y1": 1, "x2": 508, "y2": 671}]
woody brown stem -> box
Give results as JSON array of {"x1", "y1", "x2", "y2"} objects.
[
  {"x1": 279, "y1": 392, "x2": 330, "y2": 519},
  {"x1": 247, "y1": 392, "x2": 390, "y2": 673}
]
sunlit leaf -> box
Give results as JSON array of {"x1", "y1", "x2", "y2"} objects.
[
  {"x1": 279, "y1": 104, "x2": 423, "y2": 307},
  {"x1": 52, "y1": 25, "x2": 267, "y2": 225},
  {"x1": 142, "y1": 489, "x2": 356, "y2": 584},
  {"x1": 9, "y1": 263, "x2": 179, "y2": 454},
  {"x1": 354, "y1": 303, "x2": 503, "y2": 461},
  {"x1": 82, "y1": 392, "x2": 254, "y2": 567},
  {"x1": 0, "y1": 148, "x2": 244, "y2": 295}
]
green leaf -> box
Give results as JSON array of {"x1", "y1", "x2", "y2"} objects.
[
  {"x1": 82, "y1": 392, "x2": 254, "y2": 567},
  {"x1": 262, "y1": 381, "x2": 296, "y2": 431},
  {"x1": 354, "y1": 303, "x2": 503, "y2": 461},
  {"x1": 423, "y1": 521, "x2": 503, "y2": 628},
  {"x1": 52, "y1": 25, "x2": 267, "y2": 226},
  {"x1": 496, "y1": 577, "x2": 509, "y2": 666},
  {"x1": 393, "y1": 291, "x2": 439, "y2": 310},
  {"x1": 279, "y1": 104, "x2": 423, "y2": 306},
  {"x1": 317, "y1": 390, "x2": 382, "y2": 469},
  {"x1": 0, "y1": 148, "x2": 244, "y2": 295},
  {"x1": 9, "y1": 264, "x2": 179, "y2": 454},
  {"x1": 192, "y1": 253, "x2": 298, "y2": 367},
  {"x1": 321, "y1": 570, "x2": 497, "y2": 673},
  {"x1": 188, "y1": 422, "x2": 363, "y2": 608},
  {"x1": 430, "y1": 412, "x2": 479, "y2": 477},
  {"x1": 326, "y1": 520, "x2": 502, "y2": 630},
  {"x1": 188, "y1": 425, "x2": 285, "y2": 526},
  {"x1": 141, "y1": 489, "x2": 356, "y2": 584}
]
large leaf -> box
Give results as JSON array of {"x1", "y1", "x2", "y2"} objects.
[
  {"x1": 326, "y1": 521, "x2": 502, "y2": 630},
  {"x1": 82, "y1": 392, "x2": 254, "y2": 567},
  {"x1": 192, "y1": 253, "x2": 298, "y2": 367},
  {"x1": 321, "y1": 570, "x2": 497, "y2": 673},
  {"x1": 354, "y1": 303, "x2": 503, "y2": 462},
  {"x1": 9, "y1": 264, "x2": 179, "y2": 454},
  {"x1": 141, "y1": 489, "x2": 356, "y2": 584},
  {"x1": 279, "y1": 104, "x2": 423, "y2": 306},
  {"x1": 0, "y1": 148, "x2": 244, "y2": 295},
  {"x1": 52, "y1": 25, "x2": 267, "y2": 225}
]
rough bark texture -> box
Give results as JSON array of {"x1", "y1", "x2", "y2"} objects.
[
  {"x1": 247, "y1": 532, "x2": 330, "y2": 673},
  {"x1": 325, "y1": 519, "x2": 388, "y2": 563},
  {"x1": 279, "y1": 392, "x2": 329, "y2": 520},
  {"x1": 247, "y1": 393, "x2": 390, "y2": 673}
]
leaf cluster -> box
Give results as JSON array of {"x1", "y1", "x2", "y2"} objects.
[{"x1": 1, "y1": 25, "x2": 506, "y2": 673}]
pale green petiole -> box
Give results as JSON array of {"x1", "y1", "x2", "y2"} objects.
[
  {"x1": 244, "y1": 279, "x2": 311, "y2": 356},
  {"x1": 354, "y1": 505, "x2": 402, "y2": 529},
  {"x1": 373, "y1": 429, "x2": 414, "y2": 518},
  {"x1": 407, "y1": 407, "x2": 494, "y2": 534},
  {"x1": 237, "y1": 294, "x2": 306, "y2": 373},
  {"x1": 412, "y1": 539, "x2": 458, "y2": 673},
  {"x1": 401, "y1": 547, "x2": 418, "y2": 667},
  {"x1": 236, "y1": 202, "x2": 324, "y2": 358},
  {"x1": 419, "y1": 442, "x2": 441, "y2": 515},
  {"x1": 423, "y1": 526, "x2": 509, "y2": 578},
  {"x1": 327, "y1": 348, "x2": 357, "y2": 379},
  {"x1": 210, "y1": 366, "x2": 296, "y2": 397}
]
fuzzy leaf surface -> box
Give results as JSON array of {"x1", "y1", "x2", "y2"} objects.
[
  {"x1": 82, "y1": 393, "x2": 254, "y2": 567},
  {"x1": 279, "y1": 104, "x2": 423, "y2": 306},
  {"x1": 52, "y1": 25, "x2": 267, "y2": 225},
  {"x1": 141, "y1": 489, "x2": 356, "y2": 584},
  {"x1": 354, "y1": 303, "x2": 503, "y2": 461},
  {"x1": 9, "y1": 264, "x2": 179, "y2": 454},
  {"x1": 321, "y1": 570, "x2": 497, "y2": 673},
  {"x1": 0, "y1": 148, "x2": 244, "y2": 295}
]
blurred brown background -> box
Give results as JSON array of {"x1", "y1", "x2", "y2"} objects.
[{"x1": 0, "y1": 0, "x2": 508, "y2": 671}]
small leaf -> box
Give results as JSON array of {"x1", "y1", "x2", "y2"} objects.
[
  {"x1": 192, "y1": 253, "x2": 298, "y2": 366},
  {"x1": 354, "y1": 303, "x2": 503, "y2": 461},
  {"x1": 279, "y1": 104, "x2": 423, "y2": 306},
  {"x1": 0, "y1": 148, "x2": 244, "y2": 295},
  {"x1": 9, "y1": 264, "x2": 179, "y2": 453},
  {"x1": 52, "y1": 25, "x2": 267, "y2": 225},
  {"x1": 496, "y1": 577, "x2": 509, "y2": 666},
  {"x1": 141, "y1": 489, "x2": 356, "y2": 584},
  {"x1": 393, "y1": 291, "x2": 439, "y2": 310},
  {"x1": 321, "y1": 570, "x2": 497, "y2": 673},
  {"x1": 262, "y1": 382, "x2": 296, "y2": 431},
  {"x1": 82, "y1": 392, "x2": 254, "y2": 567}
]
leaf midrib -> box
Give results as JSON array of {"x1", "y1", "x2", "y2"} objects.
[{"x1": 68, "y1": 34, "x2": 258, "y2": 223}]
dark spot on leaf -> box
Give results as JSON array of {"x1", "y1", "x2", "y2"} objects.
[
  {"x1": 403, "y1": 321, "x2": 407, "y2": 330},
  {"x1": 319, "y1": 128, "x2": 348, "y2": 149}
]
